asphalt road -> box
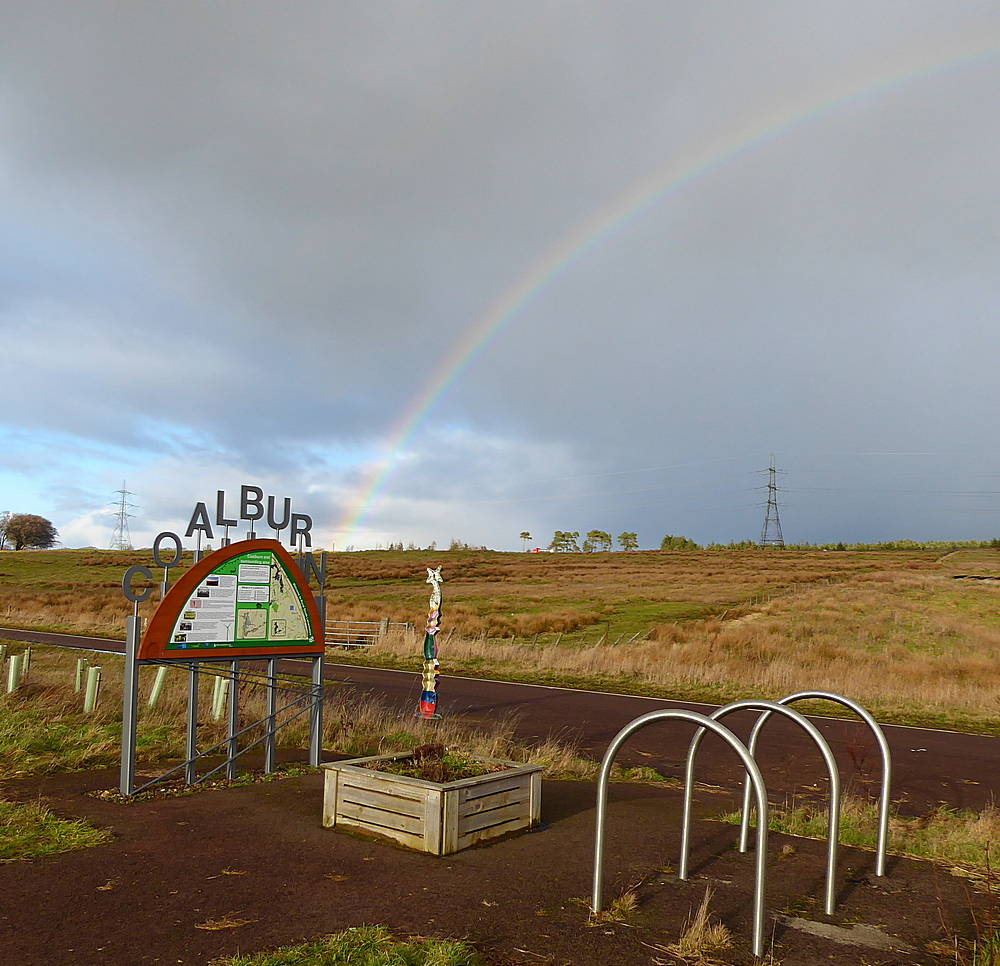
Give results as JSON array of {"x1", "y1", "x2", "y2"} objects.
[{"x1": 2, "y1": 625, "x2": 997, "y2": 812}]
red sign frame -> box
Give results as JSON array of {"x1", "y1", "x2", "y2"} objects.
[{"x1": 137, "y1": 539, "x2": 324, "y2": 660}]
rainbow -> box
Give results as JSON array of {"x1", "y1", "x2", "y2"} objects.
[{"x1": 335, "y1": 35, "x2": 1000, "y2": 544}]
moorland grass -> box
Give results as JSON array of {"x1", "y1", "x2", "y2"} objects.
[
  {"x1": 718, "y1": 794, "x2": 1000, "y2": 875},
  {"x1": 335, "y1": 559, "x2": 1000, "y2": 734},
  {"x1": 3, "y1": 549, "x2": 999, "y2": 733},
  {"x1": 0, "y1": 546, "x2": 938, "y2": 642}
]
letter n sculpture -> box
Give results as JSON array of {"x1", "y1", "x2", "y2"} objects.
[{"x1": 418, "y1": 567, "x2": 443, "y2": 719}]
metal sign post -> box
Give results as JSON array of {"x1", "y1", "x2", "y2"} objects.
[
  {"x1": 309, "y1": 593, "x2": 325, "y2": 767},
  {"x1": 119, "y1": 611, "x2": 142, "y2": 795},
  {"x1": 226, "y1": 659, "x2": 240, "y2": 780},
  {"x1": 185, "y1": 664, "x2": 199, "y2": 784},
  {"x1": 264, "y1": 658, "x2": 278, "y2": 774}
]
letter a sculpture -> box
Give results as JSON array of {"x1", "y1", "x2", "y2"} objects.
[{"x1": 418, "y1": 567, "x2": 443, "y2": 719}]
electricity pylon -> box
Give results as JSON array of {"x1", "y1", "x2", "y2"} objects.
[
  {"x1": 759, "y1": 457, "x2": 785, "y2": 548},
  {"x1": 110, "y1": 482, "x2": 138, "y2": 551}
]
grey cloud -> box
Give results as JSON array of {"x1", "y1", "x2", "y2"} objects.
[{"x1": 3, "y1": 2, "x2": 1000, "y2": 546}]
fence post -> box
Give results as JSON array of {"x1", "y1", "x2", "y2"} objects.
[
  {"x1": 378, "y1": 617, "x2": 389, "y2": 639},
  {"x1": 74, "y1": 657, "x2": 89, "y2": 693},
  {"x1": 0, "y1": 644, "x2": 7, "y2": 665},
  {"x1": 6, "y1": 654, "x2": 22, "y2": 693},
  {"x1": 21, "y1": 647, "x2": 30, "y2": 679},
  {"x1": 83, "y1": 666, "x2": 102, "y2": 713},
  {"x1": 147, "y1": 666, "x2": 168, "y2": 708},
  {"x1": 212, "y1": 675, "x2": 227, "y2": 721}
]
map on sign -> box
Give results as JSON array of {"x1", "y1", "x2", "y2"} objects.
[{"x1": 167, "y1": 549, "x2": 312, "y2": 650}]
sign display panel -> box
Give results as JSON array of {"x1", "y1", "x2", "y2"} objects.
[
  {"x1": 138, "y1": 539, "x2": 324, "y2": 660},
  {"x1": 169, "y1": 549, "x2": 311, "y2": 650}
]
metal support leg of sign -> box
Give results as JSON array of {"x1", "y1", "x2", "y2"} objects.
[
  {"x1": 309, "y1": 595, "x2": 326, "y2": 767},
  {"x1": 185, "y1": 664, "x2": 199, "y2": 784},
  {"x1": 264, "y1": 658, "x2": 277, "y2": 774},
  {"x1": 119, "y1": 613, "x2": 142, "y2": 795},
  {"x1": 226, "y1": 660, "x2": 239, "y2": 780},
  {"x1": 309, "y1": 654, "x2": 324, "y2": 767}
]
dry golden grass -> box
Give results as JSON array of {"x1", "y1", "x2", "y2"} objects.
[
  {"x1": 663, "y1": 887, "x2": 733, "y2": 962},
  {"x1": 0, "y1": 546, "x2": 939, "y2": 640},
  {"x1": 3, "y1": 548, "x2": 999, "y2": 731},
  {"x1": 362, "y1": 563, "x2": 1000, "y2": 731},
  {"x1": 589, "y1": 888, "x2": 639, "y2": 925}
]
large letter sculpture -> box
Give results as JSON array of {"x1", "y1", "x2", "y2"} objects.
[{"x1": 418, "y1": 567, "x2": 443, "y2": 718}]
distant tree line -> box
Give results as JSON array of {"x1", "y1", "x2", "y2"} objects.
[
  {"x1": 660, "y1": 534, "x2": 700, "y2": 550},
  {"x1": 777, "y1": 538, "x2": 1000, "y2": 552},
  {"x1": 548, "y1": 530, "x2": 638, "y2": 552},
  {"x1": 700, "y1": 538, "x2": 1000, "y2": 551}
]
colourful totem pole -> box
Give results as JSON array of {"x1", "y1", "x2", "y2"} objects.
[{"x1": 418, "y1": 566, "x2": 443, "y2": 719}]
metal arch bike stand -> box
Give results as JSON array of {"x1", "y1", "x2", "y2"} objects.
[
  {"x1": 738, "y1": 691, "x2": 892, "y2": 877},
  {"x1": 679, "y1": 699, "x2": 841, "y2": 916},
  {"x1": 592, "y1": 709, "x2": 770, "y2": 958}
]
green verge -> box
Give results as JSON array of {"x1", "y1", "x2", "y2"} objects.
[
  {"x1": 0, "y1": 799, "x2": 112, "y2": 862},
  {"x1": 717, "y1": 798, "x2": 1000, "y2": 875},
  {"x1": 210, "y1": 924, "x2": 483, "y2": 966},
  {"x1": 323, "y1": 650, "x2": 1000, "y2": 738},
  {"x1": 0, "y1": 703, "x2": 185, "y2": 781}
]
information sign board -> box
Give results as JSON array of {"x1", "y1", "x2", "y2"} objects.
[{"x1": 137, "y1": 539, "x2": 324, "y2": 660}]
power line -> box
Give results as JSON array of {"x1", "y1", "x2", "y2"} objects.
[
  {"x1": 110, "y1": 481, "x2": 139, "y2": 551},
  {"x1": 759, "y1": 455, "x2": 785, "y2": 549}
]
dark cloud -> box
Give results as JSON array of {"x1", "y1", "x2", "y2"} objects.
[{"x1": 3, "y1": 2, "x2": 1000, "y2": 547}]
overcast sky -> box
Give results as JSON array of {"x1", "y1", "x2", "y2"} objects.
[{"x1": 3, "y1": 2, "x2": 1000, "y2": 551}]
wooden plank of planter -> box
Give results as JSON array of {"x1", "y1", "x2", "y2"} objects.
[
  {"x1": 458, "y1": 786, "x2": 527, "y2": 814},
  {"x1": 423, "y1": 789, "x2": 442, "y2": 855},
  {"x1": 339, "y1": 782, "x2": 427, "y2": 818},
  {"x1": 322, "y1": 767, "x2": 339, "y2": 828},
  {"x1": 459, "y1": 800, "x2": 530, "y2": 836},
  {"x1": 529, "y1": 769, "x2": 542, "y2": 823},
  {"x1": 338, "y1": 799, "x2": 427, "y2": 835},
  {"x1": 442, "y1": 788, "x2": 459, "y2": 855},
  {"x1": 337, "y1": 813, "x2": 428, "y2": 852},
  {"x1": 336, "y1": 766, "x2": 429, "y2": 795}
]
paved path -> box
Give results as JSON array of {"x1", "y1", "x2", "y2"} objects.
[
  {"x1": 3, "y1": 626, "x2": 997, "y2": 812},
  {"x1": 1, "y1": 768, "x2": 970, "y2": 966}
]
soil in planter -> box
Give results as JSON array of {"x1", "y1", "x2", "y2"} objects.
[{"x1": 361, "y1": 744, "x2": 511, "y2": 783}]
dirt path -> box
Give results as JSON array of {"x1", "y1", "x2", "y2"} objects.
[{"x1": 0, "y1": 763, "x2": 982, "y2": 966}]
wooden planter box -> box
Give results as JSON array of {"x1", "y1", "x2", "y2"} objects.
[{"x1": 322, "y1": 753, "x2": 543, "y2": 855}]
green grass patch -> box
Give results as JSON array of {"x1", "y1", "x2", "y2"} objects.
[
  {"x1": 209, "y1": 924, "x2": 483, "y2": 966},
  {"x1": 0, "y1": 705, "x2": 122, "y2": 779},
  {"x1": 0, "y1": 799, "x2": 112, "y2": 862},
  {"x1": 717, "y1": 796, "x2": 1000, "y2": 874}
]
